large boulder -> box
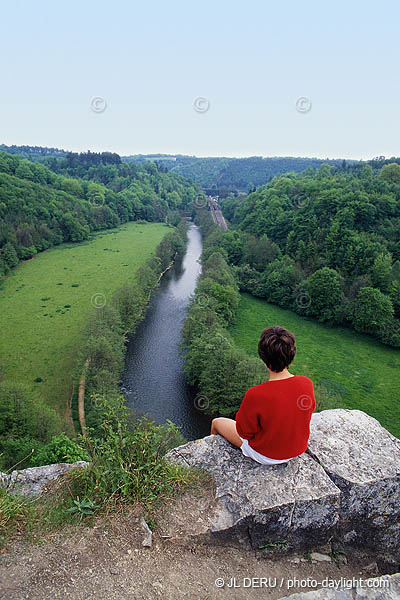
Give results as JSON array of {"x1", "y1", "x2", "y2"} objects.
[
  {"x1": 166, "y1": 434, "x2": 341, "y2": 550},
  {"x1": 307, "y1": 409, "x2": 400, "y2": 553},
  {"x1": 0, "y1": 461, "x2": 89, "y2": 497},
  {"x1": 167, "y1": 409, "x2": 400, "y2": 555}
]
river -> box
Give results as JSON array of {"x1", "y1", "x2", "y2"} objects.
[{"x1": 121, "y1": 222, "x2": 211, "y2": 441}]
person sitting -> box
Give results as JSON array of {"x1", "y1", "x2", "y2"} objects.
[{"x1": 210, "y1": 325, "x2": 316, "y2": 465}]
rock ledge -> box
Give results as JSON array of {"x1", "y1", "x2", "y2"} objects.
[
  {"x1": 0, "y1": 461, "x2": 89, "y2": 497},
  {"x1": 167, "y1": 409, "x2": 400, "y2": 554}
]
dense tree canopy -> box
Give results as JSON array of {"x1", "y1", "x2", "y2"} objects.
[
  {"x1": 125, "y1": 154, "x2": 349, "y2": 193},
  {"x1": 219, "y1": 164, "x2": 400, "y2": 346},
  {"x1": 0, "y1": 151, "x2": 198, "y2": 276}
]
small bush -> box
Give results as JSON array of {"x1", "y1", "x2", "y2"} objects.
[
  {"x1": 31, "y1": 433, "x2": 89, "y2": 467},
  {"x1": 0, "y1": 436, "x2": 46, "y2": 470},
  {"x1": 69, "y1": 394, "x2": 194, "y2": 511},
  {"x1": 0, "y1": 382, "x2": 62, "y2": 470}
]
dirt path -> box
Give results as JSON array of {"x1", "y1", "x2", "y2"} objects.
[{"x1": 0, "y1": 497, "x2": 392, "y2": 600}]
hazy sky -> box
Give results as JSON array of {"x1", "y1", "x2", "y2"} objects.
[{"x1": 1, "y1": 0, "x2": 399, "y2": 159}]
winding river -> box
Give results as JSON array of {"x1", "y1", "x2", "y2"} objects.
[{"x1": 121, "y1": 222, "x2": 211, "y2": 441}]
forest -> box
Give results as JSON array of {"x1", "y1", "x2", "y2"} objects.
[
  {"x1": 0, "y1": 145, "x2": 198, "y2": 472},
  {"x1": 125, "y1": 153, "x2": 349, "y2": 193},
  {"x1": 0, "y1": 150, "x2": 198, "y2": 276},
  {"x1": 218, "y1": 163, "x2": 400, "y2": 347}
]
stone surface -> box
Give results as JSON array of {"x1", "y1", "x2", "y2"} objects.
[
  {"x1": 140, "y1": 517, "x2": 153, "y2": 547},
  {"x1": 279, "y1": 573, "x2": 400, "y2": 599},
  {"x1": 311, "y1": 552, "x2": 332, "y2": 562},
  {"x1": 308, "y1": 409, "x2": 400, "y2": 552},
  {"x1": 166, "y1": 434, "x2": 341, "y2": 550},
  {"x1": 167, "y1": 409, "x2": 400, "y2": 556},
  {"x1": 0, "y1": 461, "x2": 89, "y2": 496},
  {"x1": 1, "y1": 408, "x2": 399, "y2": 564}
]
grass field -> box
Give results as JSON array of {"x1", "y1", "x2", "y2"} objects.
[
  {"x1": 229, "y1": 293, "x2": 400, "y2": 439},
  {"x1": 0, "y1": 222, "x2": 169, "y2": 411}
]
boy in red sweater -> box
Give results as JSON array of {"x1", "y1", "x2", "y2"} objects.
[{"x1": 210, "y1": 326, "x2": 315, "y2": 465}]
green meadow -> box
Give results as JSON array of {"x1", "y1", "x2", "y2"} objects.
[
  {"x1": 229, "y1": 293, "x2": 400, "y2": 439},
  {"x1": 0, "y1": 222, "x2": 169, "y2": 410}
]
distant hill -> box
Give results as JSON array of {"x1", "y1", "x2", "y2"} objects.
[
  {"x1": 0, "y1": 150, "x2": 199, "y2": 276},
  {"x1": 4, "y1": 145, "x2": 399, "y2": 196},
  {"x1": 0, "y1": 144, "x2": 67, "y2": 160},
  {"x1": 123, "y1": 154, "x2": 356, "y2": 193}
]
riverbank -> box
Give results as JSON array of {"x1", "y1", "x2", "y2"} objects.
[
  {"x1": 0, "y1": 221, "x2": 189, "y2": 473},
  {"x1": 0, "y1": 222, "x2": 170, "y2": 411},
  {"x1": 181, "y1": 209, "x2": 267, "y2": 418},
  {"x1": 121, "y1": 221, "x2": 211, "y2": 440}
]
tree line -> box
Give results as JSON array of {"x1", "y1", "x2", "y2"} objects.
[
  {"x1": 0, "y1": 151, "x2": 199, "y2": 277},
  {"x1": 126, "y1": 154, "x2": 350, "y2": 194},
  {"x1": 219, "y1": 163, "x2": 400, "y2": 347},
  {"x1": 181, "y1": 210, "x2": 268, "y2": 417}
]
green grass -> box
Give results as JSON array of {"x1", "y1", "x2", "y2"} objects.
[
  {"x1": 0, "y1": 222, "x2": 169, "y2": 411},
  {"x1": 229, "y1": 293, "x2": 400, "y2": 439}
]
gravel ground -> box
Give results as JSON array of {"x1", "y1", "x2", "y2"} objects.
[{"x1": 0, "y1": 493, "x2": 397, "y2": 600}]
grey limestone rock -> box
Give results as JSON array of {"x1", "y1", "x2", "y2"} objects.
[
  {"x1": 0, "y1": 461, "x2": 89, "y2": 497},
  {"x1": 166, "y1": 434, "x2": 341, "y2": 550},
  {"x1": 167, "y1": 409, "x2": 400, "y2": 555},
  {"x1": 307, "y1": 409, "x2": 400, "y2": 552},
  {"x1": 2, "y1": 408, "x2": 399, "y2": 561}
]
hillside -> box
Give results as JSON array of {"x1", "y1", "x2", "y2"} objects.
[
  {"x1": 0, "y1": 151, "x2": 198, "y2": 276},
  {"x1": 0, "y1": 144, "x2": 67, "y2": 161},
  {"x1": 123, "y1": 154, "x2": 350, "y2": 193},
  {"x1": 217, "y1": 163, "x2": 400, "y2": 348},
  {"x1": 6, "y1": 145, "x2": 400, "y2": 197}
]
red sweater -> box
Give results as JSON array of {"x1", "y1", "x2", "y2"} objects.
[{"x1": 235, "y1": 375, "x2": 316, "y2": 460}]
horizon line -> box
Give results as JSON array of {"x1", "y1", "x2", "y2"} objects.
[{"x1": 1, "y1": 142, "x2": 396, "y2": 163}]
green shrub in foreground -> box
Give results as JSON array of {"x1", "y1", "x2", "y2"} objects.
[
  {"x1": 69, "y1": 394, "x2": 193, "y2": 511},
  {"x1": 0, "y1": 436, "x2": 45, "y2": 471},
  {"x1": 31, "y1": 433, "x2": 89, "y2": 467}
]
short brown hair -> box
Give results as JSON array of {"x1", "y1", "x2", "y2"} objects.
[{"x1": 258, "y1": 326, "x2": 296, "y2": 372}]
